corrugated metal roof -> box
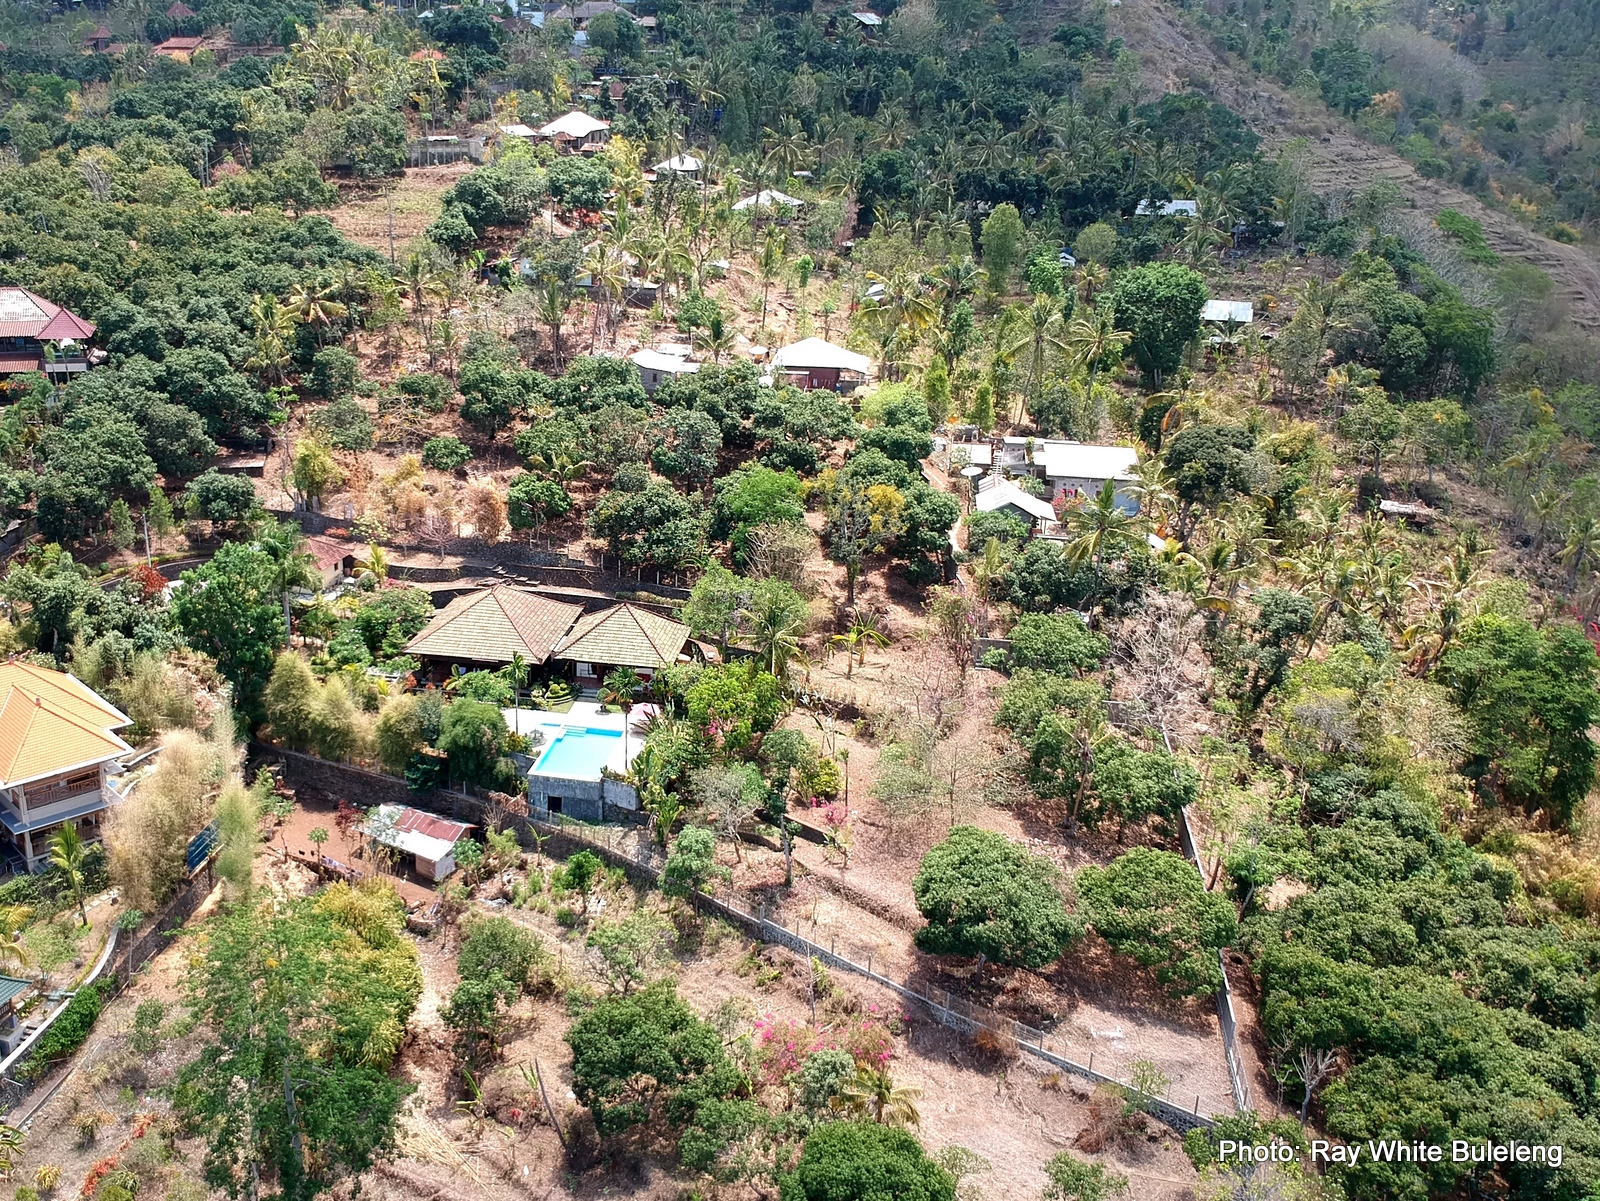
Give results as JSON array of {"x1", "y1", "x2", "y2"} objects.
[{"x1": 0, "y1": 975, "x2": 29, "y2": 1010}]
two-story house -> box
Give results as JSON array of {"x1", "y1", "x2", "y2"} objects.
[
  {"x1": 0, "y1": 288, "x2": 98, "y2": 382},
  {"x1": 0, "y1": 660, "x2": 133, "y2": 872}
]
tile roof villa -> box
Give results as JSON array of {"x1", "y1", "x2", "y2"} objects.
[
  {"x1": 0, "y1": 287, "x2": 98, "y2": 380},
  {"x1": 553, "y1": 602, "x2": 690, "y2": 684},
  {"x1": 0, "y1": 660, "x2": 133, "y2": 871},
  {"x1": 405, "y1": 585, "x2": 584, "y2": 675}
]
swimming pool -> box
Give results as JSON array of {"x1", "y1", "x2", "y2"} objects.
[{"x1": 533, "y1": 727, "x2": 623, "y2": 779}]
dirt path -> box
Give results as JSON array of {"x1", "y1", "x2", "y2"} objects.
[{"x1": 1102, "y1": 0, "x2": 1600, "y2": 329}]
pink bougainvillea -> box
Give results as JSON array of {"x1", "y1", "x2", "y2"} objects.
[{"x1": 751, "y1": 1013, "x2": 893, "y2": 1086}]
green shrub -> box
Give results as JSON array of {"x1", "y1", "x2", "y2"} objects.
[
  {"x1": 24, "y1": 980, "x2": 109, "y2": 1081},
  {"x1": 422, "y1": 436, "x2": 473, "y2": 471}
]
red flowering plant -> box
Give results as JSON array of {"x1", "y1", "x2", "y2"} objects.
[{"x1": 750, "y1": 1013, "x2": 893, "y2": 1089}]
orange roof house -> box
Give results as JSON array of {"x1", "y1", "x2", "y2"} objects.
[
  {"x1": 152, "y1": 34, "x2": 205, "y2": 58},
  {"x1": 0, "y1": 660, "x2": 132, "y2": 872},
  {"x1": 166, "y1": 0, "x2": 197, "y2": 16}
]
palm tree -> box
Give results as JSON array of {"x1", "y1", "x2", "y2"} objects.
[
  {"x1": 583, "y1": 243, "x2": 631, "y2": 348},
  {"x1": 537, "y1": 279, "x2": 574, "y2": 371},
  {"x1": 756, "y1": 229, "x2": 785, "y2": 329},
  {"x1": 352, "y1": 542, "x2": 388, "y2": 583},
  {"x1": 693, "y1": 313, "x2": 736, "y2": 365},
  {"x1": 831, "y1": 610, "x2": 890, "y2": 675},
  {"x1": 600, "y1": 667, "x2": 642, "y2": 759},
  {"x1": 1065, "y1": 307, "x2": 1130, "y2": 389},
  {"x1": 1007, "y1": 294, "x2": 1068, "y2": 417},
  {"x1": 0, "y1": 905, "x2": 30, "y2": 974},
  {"x1": 505, "y1": 651, "x2": 529, "y2": 731},
  {"x1": 1560, "y1": 516, "x2": 1600, "y2": 589},
  {"x1": 286, "y1": 279, "x2": 349, "y2": 343},
  {"x1": 51, "y1": 822, "x2": 89, "y2": 927},
  {"x1": 1065, "y1": 480, "x2": 1144, "y2": 581},
  {"x1": 245, "y1": 293, "x2": 295, "y2": 384},
  {"x1": 740, "y1": 601, "x2": 806, "y2": 680},
  {"x1": 255, "y1": 520, "x2": 321, "y2": 643},
  {"x1": 832, "y1": 1064, "x2": 922, "y2": 1127}
]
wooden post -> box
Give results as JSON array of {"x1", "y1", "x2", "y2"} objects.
[{"x1": 532, "y1": 1058, "x2": 569, "y2": 1150}]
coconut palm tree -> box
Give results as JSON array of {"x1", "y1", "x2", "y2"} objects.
[
  {"x1": 286, "y1": 279, "x2": 350, "y2": 342},
  {"x1": 0, "y1": 905, "x2": 30, "y2": 974},
  {"x1": 245, "y1": 293, "x2": 295, "y2": 384},
  {"x1": 50, "y1": 822, "x2": 89, "y2": 927},
  {"x1": 1065, "y1": 307, "x2": 1130, "y2": 389},
  {"x1": 352, "y1": 542, "x2": 388, "y2": 583},
  {"x1": 600, "y1": 667, "x2": 643, "y2": 759},
  {"x1": 832, "y1": 1064, "x2": 922, "y2": 1127},
  {"x1": 693, "y1": 313, "x2": 736, "y2": 365},
  {"x1": 255, "y1": 519, "x2": 321, "y2": 642}
]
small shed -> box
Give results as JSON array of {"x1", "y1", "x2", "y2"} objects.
[
  {"x1": 974, "y1": 475, "x2": 1057, "y2": 529},
  {"x1": 499, "y1": 123, "x2": 539, "y2": 140},
  {"x1": 652, "y1": 153, "x2": 702, "y2": 176},
  {"x1": 0, "y1": 974, "x2": 31, "y2": 1054},
  {"x1": 306, "y1": 536, "x2": 356, "y2": 589},
  {"x1": 366, "y1": 805, "x2": 474, "y2": 882},
  {"x1": 732, "y1": 189, "x2": 805, "y2": 212},
  {"x1": 630, "y1": 348, "x2": 700, "y2": 393}
]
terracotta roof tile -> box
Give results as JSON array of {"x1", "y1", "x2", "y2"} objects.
[
  {"x1": 405, "y1": 586, "x2": 583, "y2": 665},
  {"x1": 0, "y1": 661, "x2": 130, "y2": 730},
  {"x1": 0, "y1": 687, "x2": 131, "y2": 787}
]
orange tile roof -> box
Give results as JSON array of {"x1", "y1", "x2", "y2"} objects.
[
  {"x1": 0, "y1": 687, "x2": 132, "y2": 787},
  {"x1": 0, "y1": 661, "x2": 130, "y2": 731},
  {"x1": 405, "y1": 586, "x2": 584, "y2": 665}
]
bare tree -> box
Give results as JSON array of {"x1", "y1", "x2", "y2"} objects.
[
  {"x1": 692, "y1": 765, "x2": 762, "y2": 863},
  {"x1": 1114, "y1": 591, "x2": 1208, "y2": 745},
  {"x1": 416, "y1": 510, "x2": 454, "y2": 562},
  {"x1": 1295, "y1": 1046, "x2": 1340, "y2": 1122}
]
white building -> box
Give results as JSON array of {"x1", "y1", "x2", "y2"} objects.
[
  {"x1": 732, "y1": 189, "x2": 805, "y2": 212},
  {"x1": 1134, "y1": 199, "x2": 1199, "y2": 218},
  {"x1": 630, "y1": 347, "x2": 700, "y2": 392},
  {"x1": 1201, "y1": 300, "x2": 1254, "y2": 324},
  {"x1": 365, "y1": 805, "x2": 474, "y2": 882},
  {"x1": 1000, "y1": 439, "x2": 1141, "y2": 512},
  {"x1": 652, "y1": 153, "x2": 702, "y2": 176},
  {"x1": 536, "y1": 110, "x2": 611, "y2": 153}
]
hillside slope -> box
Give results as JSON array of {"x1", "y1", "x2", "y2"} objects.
[{"x1": 1098, "y1": 0, "x2": 1600, "y2": 330}]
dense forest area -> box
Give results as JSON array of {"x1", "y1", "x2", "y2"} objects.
[{"x1": 0, "y1": 0, "x2": 1597, "y2": 1199}]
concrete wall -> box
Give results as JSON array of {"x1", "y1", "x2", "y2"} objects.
[{"x1": 527, "y1": 774, "x2": 639, "y2": 824}]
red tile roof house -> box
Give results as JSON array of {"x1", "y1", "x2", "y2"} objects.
[{"x1": 0, "y1": 288, "x2": 99, "y2": 382}]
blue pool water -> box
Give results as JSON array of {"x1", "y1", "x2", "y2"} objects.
[{"x1": 535, "y1": 727, "x2": 623, "y2": 778}]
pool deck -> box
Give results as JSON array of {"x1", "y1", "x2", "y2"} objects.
[{"x1": 502, "y1": 701, "x2": 651, "y2": 782}]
